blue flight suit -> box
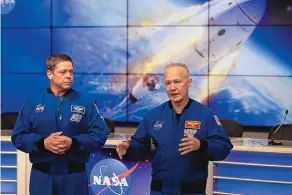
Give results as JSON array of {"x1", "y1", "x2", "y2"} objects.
[
  {"x1": 12, "y1": 88, "x2": 109, "y2": 195},
  {"x1": 126, "y1": 99, "x2": 233, "y2": 195}
]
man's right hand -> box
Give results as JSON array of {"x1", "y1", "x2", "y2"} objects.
[
  {"x1": 44, "y1": 132, "x2": 64, "y2": 154},
  {"x1": 116, "y1": 138, "x2": 131, "y2": 160}
]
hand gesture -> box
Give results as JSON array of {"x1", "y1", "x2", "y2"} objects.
[
  {"x1": 178, "y1": 130, "x2": 200, "y2": 155},
  {"x1": 44, "y1": 132, "x2": 72, "y2": 154},
  {"x1": 116, "y1": 138, "x2": 131, "y2": 160}
]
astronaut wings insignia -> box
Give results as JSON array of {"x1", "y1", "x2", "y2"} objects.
[{"x1": 71, "y1": 105, "x2": 85, "y2": 114}]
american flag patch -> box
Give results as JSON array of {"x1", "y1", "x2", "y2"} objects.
[
  {"x1": 214, "y1": 115, "x2": 222, "y2": 126},
  {"x1": 70, "y1": 113, "x2": 82, "y2": 122}
]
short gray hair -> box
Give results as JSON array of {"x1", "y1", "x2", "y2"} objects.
[{"x1": 164, "y1": 63, "x2": 190, "y2": 77}]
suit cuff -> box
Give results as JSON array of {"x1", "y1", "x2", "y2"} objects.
[
  {"x1": 198, "y1": 140, "x2": 208, "y2": 154},
  {"x1": 36, "y1": 138, "x2": 46, "y2": 152},
  {"x1": 69, "y1": 138, "x2": 80, "y2": 152}
]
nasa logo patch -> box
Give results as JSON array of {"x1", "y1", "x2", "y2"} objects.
[
  {"x1": 35, "y1": 104, "x2": 45, "y2": 113},
  {"x1": 89, "y1": 159, "x2": 138, "y2": 195},
  {"x1": 153, "y1": 121, "x2": 165, "y2": 131}
]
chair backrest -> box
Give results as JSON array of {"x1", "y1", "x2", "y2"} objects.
[
  {"x1": 269, "y1": 124, "x2": 292, "y2": 141},
  {"x1": 1, "y1": 112, "x2": 19, "y2": 130},
  {"x1": 220, "y1": 119, "x2": 244, "y2": 137},
  {"x1": 104, "y1": 118, "x2": 115, "y2": 133}
]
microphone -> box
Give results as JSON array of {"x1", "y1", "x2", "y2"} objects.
[{"x1": 269, "y1": 110, "x2": 288, "y2": 145}]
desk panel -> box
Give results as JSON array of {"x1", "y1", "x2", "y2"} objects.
[
  {"x1": 224, "y1": 151, "x2": 292, "y2": 165},
  {"x1": 0, "y1": 154, "x2": 17, "y2": 166},
  {"x1": 0, "y1": 181, "x2": 17, "y2": 194},
  {"x1": 1, "y1": 168, "x2": 17, "y2": 180},
  {"x1": 215, "y1": 178, "x2": 292, "y2": 195},
  {"x1": 1, "y1": 141, "x2": 16, "y2": 152},
  {"x1": 215, "y1": 163, "x2": 292, "y2": 182}
]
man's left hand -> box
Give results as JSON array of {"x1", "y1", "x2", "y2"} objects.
[
  {"x1": 178, "y1": 130, "x2": 201, "y2": 155},
  {"x1": 52, "y1": 134, "x2": 72, "y2": 154}
]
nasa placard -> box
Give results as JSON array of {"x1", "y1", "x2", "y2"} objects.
[{"x1": 89, "y1": 158, "x2": 136, "y2": 195}]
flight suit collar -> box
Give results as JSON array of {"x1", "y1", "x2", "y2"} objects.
[
  {"x1": 168, "y1": 98, "x2": 193, "y2": 111},
  {"x1": 46, "y1": 87, "x2": 73, "y2": 97}
]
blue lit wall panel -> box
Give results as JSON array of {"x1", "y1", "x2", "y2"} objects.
[
  {"x1": 1, "y1": 142, "x2": 16, "y2": 152},
  {"x1": 1, "y1": 0, "x2": 50, "y2": 27},
  {"x1": 0, "y1": 182, "x2": 17, "y2": 194},
  {"x1": 215, "y1": 179, "x2": 292, "y2": 195},
  {"x1": 215, "y1": 164, "x2": 292, "y2": 182},
  {"x1": 52, "y1": 28, "x2": 127, "y2": 74},
  {"x1": 52, "y1": 0, "x2": 127, "y2": 26},
  {"x1": 1, "y1": 74, "x2": 48, "y2": 113},
  {"x1": 1, "y1": 168, "x2": 17, "y2": 180},
  {"x1": 0, "y1": 154, "x2": 16, "y2": 166},
  {"x1": 2, "y1": 29, "x2": 50, "y2": 73},
  {"x1": 224, "y1": 151, "x2": 292, "y2": 166}
]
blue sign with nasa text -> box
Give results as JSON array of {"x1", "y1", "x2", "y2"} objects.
[{"x1": 89, "y1": 158, "x2": 135, "y2": 195}]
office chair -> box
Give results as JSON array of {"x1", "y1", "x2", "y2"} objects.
[
  {"x1": 268, "y1": 124, "x2": 292, "y2": 141},
  {"x1": 1, "y1": 112, "x2": 19, "y2": 130},
  {"x1": 104, "y1": 118, "x2": 115, "y2": 133},
  {"x1": 220, "y1": 119, "x2": 244, "y2": 137}
]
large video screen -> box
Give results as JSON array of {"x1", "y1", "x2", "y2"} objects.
[
  {"x1": 2, "y1": 29, "x2": 51, "y2": 73},
  {"x1": 52, "y1": 0, "x2": 127, "y2": 26},
  {"x1": 209, "y1": 76, "x2": 292, "y2": 126},
  {"x1": 2, "y1": 0, "x2": 292, "y2": 126},
  {"x1": 1, "y1": 74, "x2": 49, "y2": 113},
  {"x1": 1, "y1": 0, "x2": 51, "y2": 27},
  {"x1": 52, "y1": 28, "x2": 127, "y2": 74}
]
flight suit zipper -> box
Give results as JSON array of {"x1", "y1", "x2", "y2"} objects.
[{"x1": 54, "y1": 96, "x2": 64, "y2": 132}]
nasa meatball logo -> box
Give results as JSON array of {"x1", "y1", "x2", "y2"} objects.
[
  {"x1": 89, "y1": 159, "x2": 138, "y2": 195},
  {"x1": 1, "y1": 0, "x2": 16, "y2": 15}
]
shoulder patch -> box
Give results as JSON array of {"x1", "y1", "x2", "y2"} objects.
[{"x1": 214, "y1": 115, "x2": 222, "y2": 126}]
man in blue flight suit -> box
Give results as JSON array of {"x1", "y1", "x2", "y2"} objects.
[
  {"x1": 12, "y1": 53, "x2": 109, "y2": 195},
  {"x1": 116, "y1": 63, "x2": 233, "y2": 195}
]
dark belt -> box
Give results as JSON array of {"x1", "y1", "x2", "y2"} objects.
[
  {"x1": 151, "y1": 179, "x2": 206, "y2": 194},
  {"x1": 32, "y1": 162, "x2": 85, "y2": 174}
]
